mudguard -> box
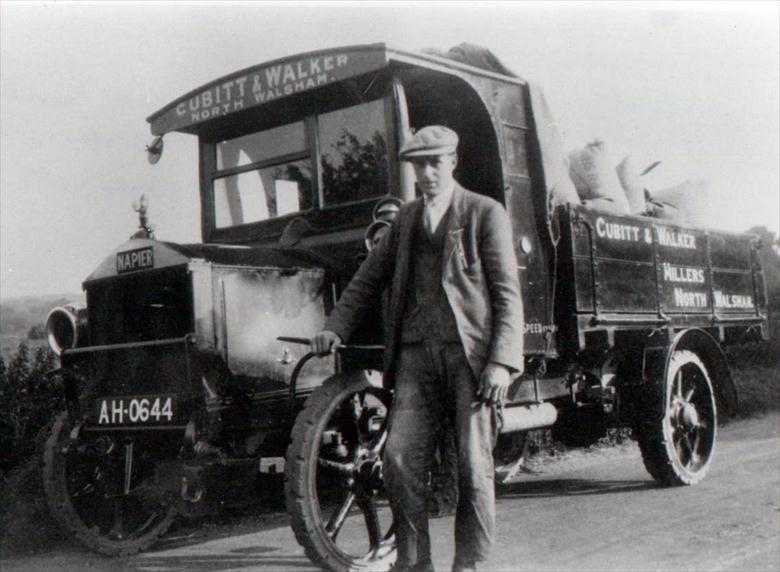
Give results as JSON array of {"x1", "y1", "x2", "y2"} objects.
[{"x1": 642, "y1": 328, "x2": 739, "y2": 418}]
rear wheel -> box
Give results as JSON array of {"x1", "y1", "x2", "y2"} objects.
[
  {"x1": 637, "y1": 350, "x2": 717, "y2": 486},
  {"x1": 285, "y1": 372, "x2": 395, "y2": 572},
  {"x1": 43, "y1": 411, "x2": 176, "y2": 555}
]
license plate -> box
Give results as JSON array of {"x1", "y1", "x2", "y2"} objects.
[{"x1": 96, "y1": 395, "x2": 175, "y2": 425}]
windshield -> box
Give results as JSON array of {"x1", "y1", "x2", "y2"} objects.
[{"x1": 212, "y1": 99, "x2": 389, "y2": 228}]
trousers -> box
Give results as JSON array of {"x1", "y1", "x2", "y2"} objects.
[{"x1": 383, "y1": 342, "x2": 497, "y2": 568}]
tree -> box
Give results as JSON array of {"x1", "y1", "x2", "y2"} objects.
[
  {"x1": 27, "y1": 324, "x2": 46, "y2": 340},
  {"x1": 2, "y1": 343, "x2": 32, "y2": 473},
  {"x1": 27, "y1": 347, "x2": 59, "y2": 448},
  {"x1": 7, "y1": 342, "x2": 31, "y2": 388},
  {"x1": 0, "y1": 343, "x2": 59, "y2": 476},
  {"x1": 0, "y1": 354, "x2": 11, "y2": 475},
  {"x1": 321, "y1": 129, "x2": 388, "y2": 205}
]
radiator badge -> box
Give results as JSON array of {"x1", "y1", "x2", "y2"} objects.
[{"x1": 117, "y1": 246, "x2": 154, "y2": 274}]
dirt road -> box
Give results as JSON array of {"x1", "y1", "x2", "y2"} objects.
[{"x1": 2, "y1": 414, "x2": 778, "y2": 572}]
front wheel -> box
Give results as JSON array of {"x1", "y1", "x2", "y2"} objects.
[
  {"x1": 285, "y1": 372, "x2": 396, "y2": 572},
  {"x1": 43, "y1": 411, "x2": 176, "y2": 555},
  {"x1": 637, "y1": 350, "x2": 717, "y2": 486}
]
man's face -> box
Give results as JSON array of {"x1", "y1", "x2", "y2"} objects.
[{"x1": 410, "y1": 153, "x2": 457, "y2": 198}]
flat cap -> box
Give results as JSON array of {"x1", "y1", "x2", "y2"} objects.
[{"x1": 399, "y1": 125, "x2": 459, "y2": 160}]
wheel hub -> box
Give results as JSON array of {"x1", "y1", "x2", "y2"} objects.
[
  {"x1": 355, "y1": 447, "x2": 383, "y2": 492},
  {"x1": 679, "y1": 401, "x2": 700, "y2": 430},
  {"x1": 675, "y1": 401, "x2": 701, "y2": 432}
]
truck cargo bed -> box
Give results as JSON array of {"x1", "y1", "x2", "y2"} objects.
[{"x1": 557, "y1": 204, "x2": 768, "y2": 351}]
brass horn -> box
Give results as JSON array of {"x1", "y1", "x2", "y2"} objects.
[
  {"x1": 46, "y1": 304, "x2": 88, "y2": 356},
  {"x1": 365, "y1": 197, "x2": 403, "y2": 251}
]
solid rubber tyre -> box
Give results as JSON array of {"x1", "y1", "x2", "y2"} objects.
[
  {"x1": 285, "y1": 372, "x2": 395, "y2": 572},
  {"x1": 43, "y1": 411, "x2": 176, "y2": 556},
  {"x1": 637, "y1": 350, "x2": 717, "y2": 486}
]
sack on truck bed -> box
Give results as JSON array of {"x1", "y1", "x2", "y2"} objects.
[
  {"x1": 648, "y1": 179, "x2": 712, "y2": 227},
  {"x1": 616, "y1": 155, "x2": 648, "y2": 214},
  {"x1": 568, "y1": 140, "x2": 630, "y2": 214},
  {"x1": 527, "y1": 85, "x2": 580, "y2": 208}
]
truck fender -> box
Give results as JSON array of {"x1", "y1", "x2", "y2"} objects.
[{"x1": 642, "y1": 328, "x2": 738, "y2": 418}]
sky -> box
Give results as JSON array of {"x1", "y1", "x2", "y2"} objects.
[{"x1": 1, "y1": 1, "x2": 778, "y2": 299}]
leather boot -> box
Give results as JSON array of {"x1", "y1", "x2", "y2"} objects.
[{"x1": 451, "y1": 559, "x2": 477, "y2": 572}]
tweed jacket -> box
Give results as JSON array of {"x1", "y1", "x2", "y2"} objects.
[{"x1": 325, "y1": 184, "x2": 524, "y2": 384}]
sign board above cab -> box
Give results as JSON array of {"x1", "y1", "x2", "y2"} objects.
[{"x1": 147, "y1": 45, "x2": 389, "y2": 135}]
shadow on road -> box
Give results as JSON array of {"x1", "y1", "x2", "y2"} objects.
[
  {"x1": 497, "y1": 478, "x2": 657, "y2": 499},
  {"x1": 154, "y1": 517, "x2": 290, "y2": 551},
  {"x1": 132, "y1": 552, "x2": 318, "y2": 571},
  {"x1": 133, "y1": 512, "x2": 320, "y2": 571}
]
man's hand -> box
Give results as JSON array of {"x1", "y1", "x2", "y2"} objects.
[
  {"x1": 477, "y1": 362, "x2": 513, "y2": 405},
  {"x1": 310, "y1": 330, "x2": 342, "y2": 356}
]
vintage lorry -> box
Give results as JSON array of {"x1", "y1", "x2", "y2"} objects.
[{"x1": 43, "y1": 43, "x2": 768, "y2": 570}]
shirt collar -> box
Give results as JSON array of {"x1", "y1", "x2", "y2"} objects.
[{"x1": 423, "y1": 182, "x2": 456, "y2": 211}]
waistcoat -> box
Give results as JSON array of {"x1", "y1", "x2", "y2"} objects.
[{"x1": 400, "y1": 207, "x2": 460, "y2": 343}]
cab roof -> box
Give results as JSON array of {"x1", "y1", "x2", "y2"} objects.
[{"x1": 146, "y1": 43, "x2": 525, "y2": 136}]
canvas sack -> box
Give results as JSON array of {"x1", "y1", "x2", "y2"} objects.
[
  {"x1": 616, "y1": 155, "x2": 647, "y2": 214},
  {"x1": 568, "y1": 140, "x2": 629, "y2": 213},
  {"x1": 528, "y1": 85, "x2": 580, "y2": 207},
  {"x1": 649, "y1": 179, "x2": 711, "y2": 227}
]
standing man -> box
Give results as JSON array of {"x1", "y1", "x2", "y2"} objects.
[{"x1": 311, "y1": 125, "x2": 524, "y2": 572}]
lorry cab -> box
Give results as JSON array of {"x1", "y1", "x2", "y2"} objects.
[{"x1": 147, "y1": 43, "x2": 555, "y2": 355}]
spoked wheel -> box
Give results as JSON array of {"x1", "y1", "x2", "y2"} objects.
[
  {"x1": 494, "y1": 431, "x2": 530, "y2": 484},
  {"x1": 43, "y1": 411, "x2": 176, "y2": 555},
  {"x1": 637, "y1": 350, "x2": 717, "y2": 486},
  {"x1": 286, "y1": 372, "x2": 396, "y2": 572}
]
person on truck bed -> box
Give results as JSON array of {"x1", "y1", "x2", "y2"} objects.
[{"x1": 311, "y1": 125, "x2": 525, "y2": 572}]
